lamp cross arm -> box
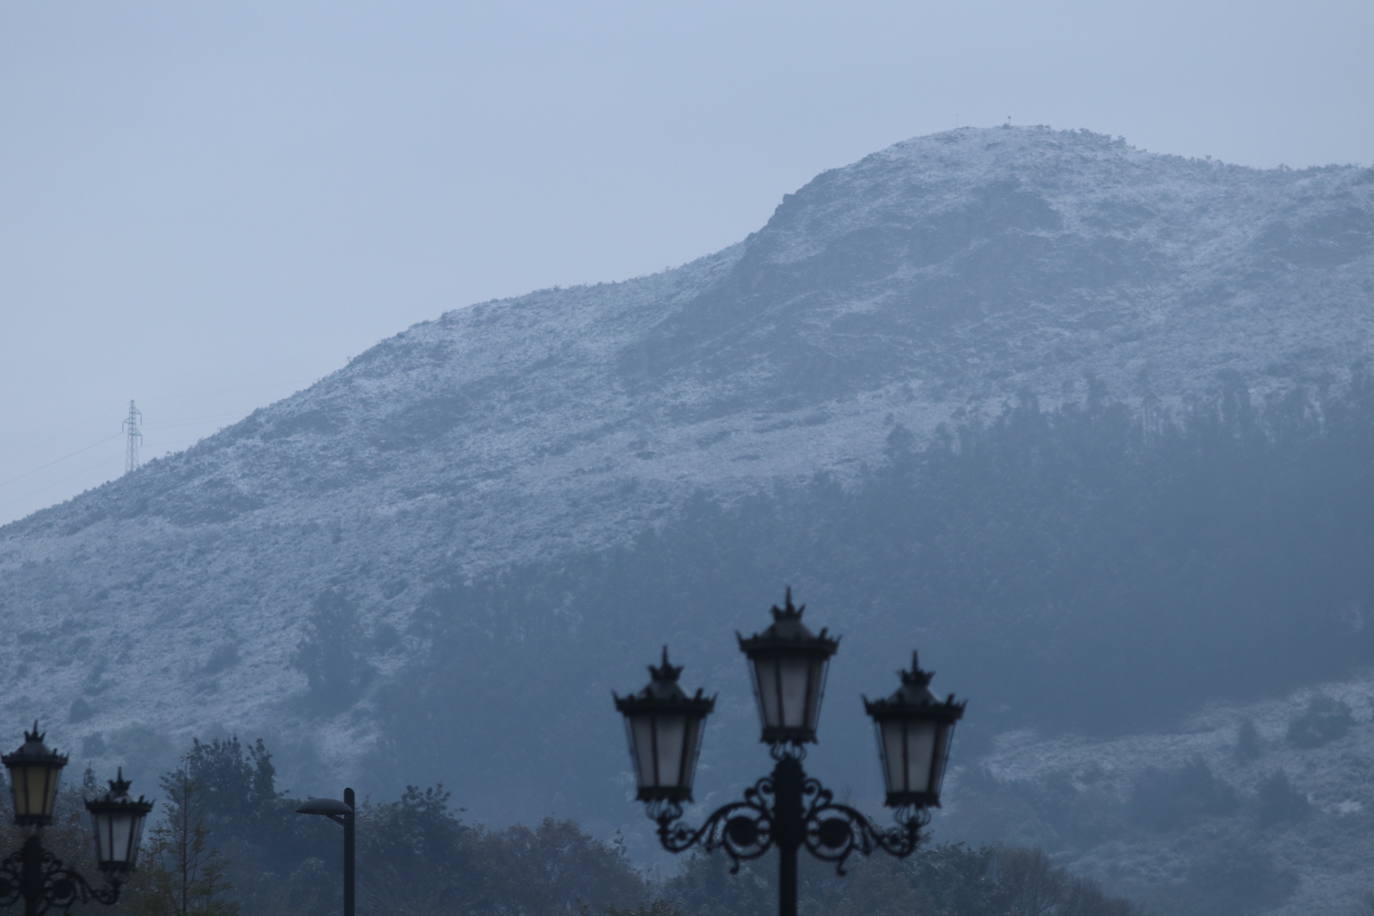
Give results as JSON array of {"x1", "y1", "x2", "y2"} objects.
[
  {"x1": 644, "y1": 769, "x2": 930, "y2": 879},
  {"x1": 798, "y1": 776, "x2": 929, "y2": 874},
  {"x1": 0, "y1": 836, "x2": 123, "y2": 911},
  {"x1": 648, "y1": 775, "x2": 779, "y2": 872}
]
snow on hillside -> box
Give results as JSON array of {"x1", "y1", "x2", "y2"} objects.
[
  {"x1": 968, "y1": 670, "x2": 1374, "y2": 914},
  {"x1": 0, "y1": 125, "x2": 1369, "y2": 799}
]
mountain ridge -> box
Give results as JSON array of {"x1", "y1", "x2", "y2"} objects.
[{"x1": 0, "y1": 124, "x2": 1371, "y2": 813}]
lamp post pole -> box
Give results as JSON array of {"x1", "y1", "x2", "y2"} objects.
[
  {"x1": 615, "y1": 591, "x2": 966, "y2": 916},
  {"x1": 296, "y1": 787, "x2": 355, "y2": 916},
  {"x1": 343, "y1": 788, "x2": 355, "y2": 916},
  {"x1": 773, "y1": 755, "x2": 801, "y2": 916},
  {"x1": 18, "y1": 836, "x2": 42, "y2": 916}
]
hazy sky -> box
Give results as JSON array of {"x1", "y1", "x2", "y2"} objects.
[{"x1": 2, "y1": 0, "x2": 1370, "y2": 526}]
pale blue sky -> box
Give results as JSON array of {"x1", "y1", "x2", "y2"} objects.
[{"x1": 2, "y1": 0, "x2": 1370, "y2": 525}]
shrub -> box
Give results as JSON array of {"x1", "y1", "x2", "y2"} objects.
[
  {"x1": 1253, "y1": 770, "x2": 1310, "y2": 825},
  {"x1": 1128, "y1": 757, "x2": 1239, "y2": 830},
  {"x1": 1234, "y1": 717, "x2": 1262, "y2": 761},
  {"x1": 1285, "y1": 694, "x2": 1354, "y2": 749}
]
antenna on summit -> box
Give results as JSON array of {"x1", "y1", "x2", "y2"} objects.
[{"x1": 122, "y1": 400, "x2": 143, "y2": 474}]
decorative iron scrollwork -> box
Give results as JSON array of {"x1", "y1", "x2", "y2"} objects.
[
  {"x1": 799, "y1": 777, "x2": 928, "y2": 874},
  {"x1": 652, "y1": 775, "x2": 776, "y2": 872},
  {"x1": 649, "y1": 768, "x2": 929, "y2": 877},
  {"x1": 0, "y1": 838, "x2": 121, "y2": 913}
]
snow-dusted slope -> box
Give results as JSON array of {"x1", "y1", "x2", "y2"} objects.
[
  {"x1": 0, "y1": 126, "x2": 1370, "y2": 789},
  {"x1": 965, "y1": 675, "x2": 1374, "y2": 914}
]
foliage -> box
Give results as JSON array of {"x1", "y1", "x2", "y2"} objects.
[
  {"x1": 1233, "y1": 717, "x2": 1263, "y2": 762},
  {"x1": 654, "y1": 841, "x2": 1146, "y2": 916},
  {"x1": 1169, "y1": 839, "x2": 1297, "y2": 916},
  {"x1": 118, "y1": 761, "x2": 239, "y2": 916},
  {"x1": 1252, "y1": 770, "x2": 1311, "y2": 825},
  {"x1": 33, "y1": 735, "x2": 1141, "y2": 915},
  {"x1": 1285, "y1": 694, "x2": 1356, "y2": 749},
  {"x1": 292, "y1": 586, "x2": 375, "y2": 712},
  {"x1": 1127, "y1": 757, "x2": 1239, "y2": 831}
]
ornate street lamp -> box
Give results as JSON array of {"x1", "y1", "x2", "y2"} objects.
[
  {"x1": 0, "y1": 724, "x2": 153, "y2": 914},
  {"x1": 2, "y1": 725, "x2": 66, "y2": 828},
  {"x1": 614, "y1": 648, "x2": 716, "y2": 803},
  {"x1": 864, "y1": 653, "x2": 965, "y2": 809},
  {"x1": 296, "y1": 788, "x2": 356, "y2": 916},
  {"x1": 736, "y1": 594, "x2": 838, "y2": 746},
  {"x1": 85, "y1": 769, "x2": 153, "y2": 874},
  {"x1": 615, "y1": 591, "x2": 966, "y2": 916}
]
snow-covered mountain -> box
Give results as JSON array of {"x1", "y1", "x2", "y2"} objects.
[{"x1": 1, "y1": 126, "x2": 1371, "y2": 836}]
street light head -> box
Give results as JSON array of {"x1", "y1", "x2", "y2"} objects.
[
  {"x1": 296, "y1": 797, "x2": 354, "y2": 818},
  {"x1": 737, "y1": 589, "x2": 840, "y2": 747},
  {"x1": 85, "y1": 767, "x2": 154, "y2": 873},
  {"x1": 614, "y1": 647, "x2": 716, "y2": 803},
  {"x1": 863, "y1": 652, "x2": 966, "y2": 809},
  {"x1": 2, "y1": 721, "x2": 69, "y2": 826}
]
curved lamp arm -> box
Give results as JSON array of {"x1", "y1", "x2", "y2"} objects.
[
  {"x1": 646, "y1": 764, "x2": 929, "y2": 877},
  {"x1": 0, "y1": 836, "x2": 123, "y2": 913}
]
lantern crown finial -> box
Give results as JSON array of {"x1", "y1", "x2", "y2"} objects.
[
  {"x1": 87, "y1": 766, "x2": 150, "y2": 807},
  {"x1": 6, "y1": 721, "x2": 67, "y2": 765},
  {"x1": 900, "y1": 652, "x2": 935, "y2": 690},
  {"x1": 649, "y1": 646, "x2": 683, "y2": 684},
  {"x1": 771, "y1": 587, "x2": 804, "y2": 622},
  {"x1": 740, "y1": 588, "x2": 840, "y2": 651},
  {"x1": 616, "y1": 647, "x2": 715, "y2": 706},
  {"x1": 108, "y1": 767, "x2": 133, "y2": 800}
]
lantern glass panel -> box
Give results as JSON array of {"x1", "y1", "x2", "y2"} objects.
[
  {"x1": 10, "y1": 764, "x2": 60, "y2": 822},
  {"x1": 751, "y1": 658, "x2": 781, "y2": 729},
  {"x1": 93, "y1": 810, "x2": 138, "y2": 866},
  {"x1": 653, "y1": 713, "x2": 687, "y2": 788},
  {"x1": 807, "y1": 656, "x2": 829, "y2": 730},
  {"x1": 131, "y1": 814, "x2": 147, "y2": 866},
  {"x1": 681, "y1": 716, "x2": 703, "y2": 792},
  {"x1": 930, "y1": 721, "x2": 957, "y2": 796},
  {"x1": 626, "y1": 716, "x2": 655, "y2": 792},
  {"x1": 901, "y1": 720, "x2": 939, "y2": 795},
  {"x1": 778, "y1": 657, "x2": 812, "y2": 729},
  {"x1": 877, "y1": 721, "x2": 899, "y2": 794}
]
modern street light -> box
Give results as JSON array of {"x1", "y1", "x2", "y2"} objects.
[
  {"x1": 0, "y1": 723, "x2": 153, "y2": 915},
  {"x1": 296, "y1": 787, "x2": 355, "y2": 916},
  {"x1": 615, "y1": 591, "x2": 966, "y2": 916}
]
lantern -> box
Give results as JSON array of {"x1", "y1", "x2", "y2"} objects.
[
  {"x1": 614, "y1": 648, "x2": 715, "y2": 802},
  {"x1": 736, "y1": 590, "x2": 839, "y2": 745},
  {"x1": 85, "y1": 768, "x2": 153, "y2": 873},
  {"x1": 2, "y1": 723, "x2": 68, "y2": 826},
  {"x1": 863, "y1": 652, "x2": 965, "y2": 808}
]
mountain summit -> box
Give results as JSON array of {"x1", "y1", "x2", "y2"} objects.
[{"x1": 1, "y1": 126, "x2": 1370, "y2": 807}]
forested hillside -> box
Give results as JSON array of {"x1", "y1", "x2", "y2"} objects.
[{"x1": 370, "y1": 372, "x2": 1374, "y2": 818}]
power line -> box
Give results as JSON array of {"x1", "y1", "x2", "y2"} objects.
[
  {"x1": 0, "y1": 433, "x2": 123, "y2": 489},
  {"x1": 0, "y1": 410, "x2": 247, "y2": 493},
  {"x1": 142, "y1": 413, "x2": 243, "y2": 432}
]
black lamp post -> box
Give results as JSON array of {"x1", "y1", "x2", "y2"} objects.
[
  {"x1": 296, "y1": 788, "x2": 355, "y2": 916},
  {"x1": 0, "y1": 723, "x2": 152, "y2": 915},
  {"x1": 615, "y1": 591, "x2": 966, "y2": 916}
]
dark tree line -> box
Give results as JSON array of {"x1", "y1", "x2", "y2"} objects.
[{"x1": 1, "y1": 737, "x2": 1146, "y2": 915}]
